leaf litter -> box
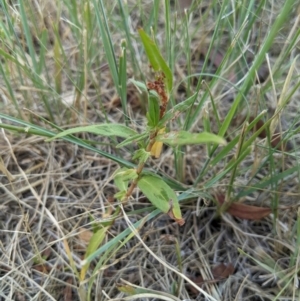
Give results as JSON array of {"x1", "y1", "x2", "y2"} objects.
[{"x1": 0, "y1": 1, "x2": 300, "y2": 300}]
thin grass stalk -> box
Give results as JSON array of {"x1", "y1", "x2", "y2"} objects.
[
  {"x1": 164, "y1": 0, "x2": 171, "y2": 69},
  {"x1": 184, "y1": 0, "x2": 228, "y2": 130},
  {"x1": 86, "y1": 225, "x2": 140, "y2": 301},
  {"x1": 93, "y1": 0, "x2": 119, "y2": 94},
  {"x1": 117, "y1": 0, "x2": 141, "y2": 77},
  {"x1": 36, "y1": 29, "x2": 48, "y2": 75},
  {"x1": 119, "y1": 40, "x2": 129, "y2": 126},
  {"x1": 183, "y1": 9, "x2": 192, "y2": 98},
  {"x1": 218, "y1": 0, "x2": 296, "y2": 138},
  {"x1": 194, "y1": 0, "x2": 296, "y2": 186},
  {"x1": 289, "y1": 208, "x2": 300, "y2": 268},
  {"x1": 0, "y1": 113, "x2": 134, "y2": 168},
  {"x1": 152, "y1": 0, "x2": 160, "y2": 34},
  {"x1": 64, "y1": 0, "x2": 81, "y2": 39},
  {"x1": 0, "y1": 63, "x2": 22, "y2": 117},
  {"x1": 237, "y1": 164, "x2": 299, "y2": 198},
  {"x1": 193, "y1": 92, "x2": 260, "y2": 186},
  {"x1": 225, "y1": 123, "x2": 247, "y2": 202},
  {"x1": 203, "y1": 147, "x2": 251, "y2": 190},
  {"x1": 18, "y1": 0, "x2": 37, "y2": 71},
  {"x1": 54, "y1": 34, "x2": 62, "y2": 94}
]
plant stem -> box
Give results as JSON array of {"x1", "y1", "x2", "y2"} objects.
[{"x1": 124, "y1": 130, "x2": 159, "y2": 200}]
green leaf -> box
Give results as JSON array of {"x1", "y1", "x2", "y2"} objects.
[
  {"x1": 80, "y1": 226, "x2": 109, "y2": 281},
  {"x1": 92, "y1": 0, "x2": 119, "y2": 95},
  {"x1": 119, "y1": 39, "x2": 129, "y2": 126},
  {"x1": 114, "y1": 168, "x2": 138, "y2": 194},
  {"x1": 129, "y1": 79, "x2": 148, "y2": 93},
  {"x1": 83, "y1": 190, "x2": 194, "y2": 265},
  {"x1": 0, "y1": 113, "x2": 136, "y2": 169},
  {"x1": 147, "y1": 94, "x2": 160, "y2": 126},
  {"x1": 113, "y1": 168, "x2": 138, "y2": 201},
  {"x1": 132, "y1": 149, "x2": 151, "y2": 163},
  {"x1": 46, "y1": 124, "x2": 137, "y2": 141},
  {"x1": 138, "y1": 28, "x2": 173, "y2": 93},
  {"x1": 217, "y1": 0, "x2": 295, "y2": 139},
  {"x1": 137, "y1": 174, "x2": 183, "y2": 224},
  {"x1": 116, "y1": 132, "x2": 148, "y2": 148},
  {"x1": 156, "y1": 131, "x2": 227, "y2": 146},
  {"x1": 114, "y1": 191, "x2": 127, "y2": 200}
]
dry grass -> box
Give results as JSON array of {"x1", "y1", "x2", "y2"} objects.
[{"x1": 1, "y1": 0, "x2": 300, "y2": 300}]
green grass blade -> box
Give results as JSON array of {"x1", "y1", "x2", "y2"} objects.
[
  {"x1": 156, "y1": 131, "x2": 226, "y2": 146},
  {"x1": 82, "y1": 209, "x2": 160, "y2": 265},
  {"x1": 0, "y1": 113, "x2": 135, "y2": 168},
  {"x1": 80, "y1": 226, "x2": 109, "y2": 281},
  {"x1": 119, "y1": 40, "x2": 129, "y2": 125},
  {"x1": 218, "y1": 0, "x2": 296, "y2": 138},
  {"x1": 36, "y1": 29, "x2": 48, "y2": 75},
  {"x1": 237, "y1": 165, "x2": 300, "y2": 198},
  {"x1": 0, "y1": 61, "x2": 22, "y2": 117},
  {"x1": 116, "y1": 0, "x2": 141, "y2": 76},
  {"x1": 46, "y1": 124, "x2": 137, "y2": 141},
  {"x1": 18, "y1": 0, "x2": 37, "y2": 71},
  {"x1": 92, "y1": 0, "x2": 119, "y2": 93},
  {"x1": 184, "y1": 0, "x2": 228, "y2": 130},
  {"x1": 289, "y1": 208, "x2": 300, "y2": 267}
]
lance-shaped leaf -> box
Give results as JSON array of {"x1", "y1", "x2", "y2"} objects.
[
  {"x1": 156, "y1": 131, "x2": 226, "y2": 146},
  {"x1": 116, "y1": 132, "x2": 148, "y2": 149},
  {"x1": 132, "y1": 149, "x2": 151, "y2": 164},
  {"x1": 116, "y1": 132, "x2": 149, "y2": 148},
  {"x1": 80, "y1": 226, "x2": 109, "y2": 281},
  {"x1": 137, "y1": 174, "x2": 184, "y2": 225},
  {"x1": 129, "y1": 79, "x2": 148, "y2": 93},
  {"x1": 138, "y1": 28, "x2": 173, "y2": 94},
  {"x1": 147, "y1": 94, "x2": 160, "y2": 127},
  {"x1": 46, "y1": 124, "x2": 137, "y2": 141},
  {"x1": 114, "y1": 168, "x2": 138, "y2": 192},
  {"x1": 114, "y1": 168, "x2": 138, "y2": 201}
]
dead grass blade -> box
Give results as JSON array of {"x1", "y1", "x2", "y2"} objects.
[
  {"x1": 188, "y1": 263, "x2": 234, "y2": 294},
  {"x1": 216, "y1": 194, "x2": 272, "y2": 220}
]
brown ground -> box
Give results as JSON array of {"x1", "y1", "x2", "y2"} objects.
[{"x1": 1, "y1": 1, "x2": 300, "y2": 301}]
